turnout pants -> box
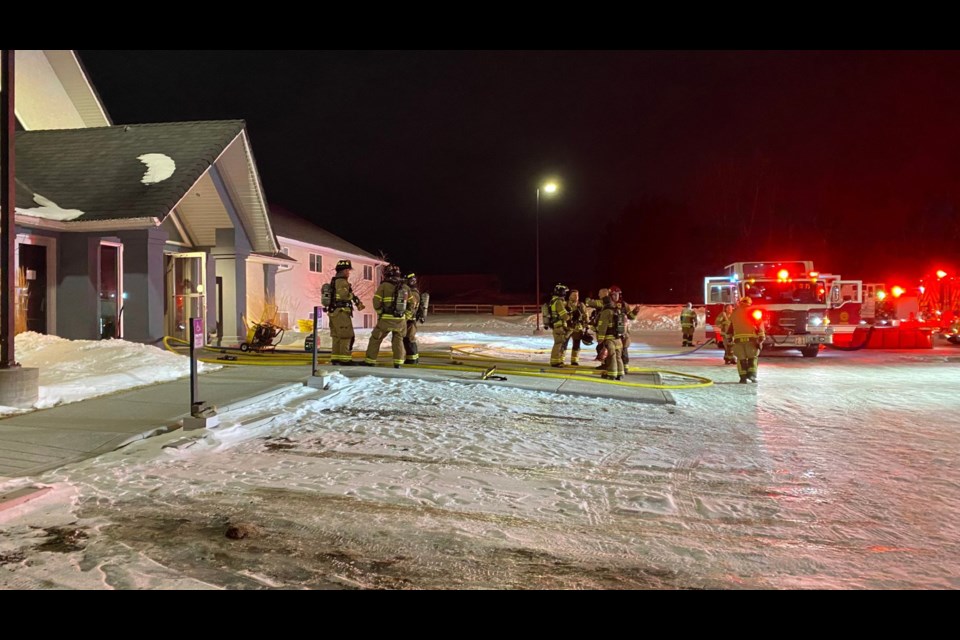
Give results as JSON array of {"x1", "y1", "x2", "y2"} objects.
[
  {"x1": 551, "y1": 325, "x2": 572, "y2": 365},
  {"x1": 732, "y1": 338, "x2": 760, "y2": 378},
  {"x1": 403, "y1": 320, "x2": 419, "y2": 363},
  {"x1": 365, "y1": 316, "x2": 406, "y2": 366},
  {"x1": 329, "y1": 310, "x2": 355, "y2": 364},
  {"x1": 602, "y1": 338, "x2": 624, "y2": 378},
  {"x1": 682, "y1": 325, "x2": 694, "y2": 346},
  {"x1": 566, "y1": 330, "x2": 584, "y2": 365}
]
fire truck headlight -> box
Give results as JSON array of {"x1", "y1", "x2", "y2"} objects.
[
  {"x1": 823, "y1": 317, "x2": 830, "y2": 325},
  {"x1": 809, "y1": 315, "x2": 823, "y2": 326}
]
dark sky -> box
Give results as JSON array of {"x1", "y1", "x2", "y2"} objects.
[{"x1": 78, "y1": 50, "x2": 960, "y2": 302}]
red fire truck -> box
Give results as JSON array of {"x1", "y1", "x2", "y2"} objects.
[{"x1": 704, "y1": 261, "x2": 864, "y2": 357}]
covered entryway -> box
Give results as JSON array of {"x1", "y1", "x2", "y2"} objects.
[{"x1": 165, "y1": 252, "x2": 206, "y2": 341}]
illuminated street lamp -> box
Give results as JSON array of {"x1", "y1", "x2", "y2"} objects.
[{"x1": 534, "y1": 180, "x2": 559, "y2": 335}]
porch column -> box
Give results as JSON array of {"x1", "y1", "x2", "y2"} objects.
[
  {"x1": 116, "y1": 227, "x2": 167, "y2": 343},
  {"x1": 56, "y1": 235, "x2": 99, "y2": 340},
  {"x1": 212, "y1": 227, "x2": 250, "y2": 343}
]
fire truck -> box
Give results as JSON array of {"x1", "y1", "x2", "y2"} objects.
[{"x1": 704, "y1": 261, "x2": 864, "y2": 357}]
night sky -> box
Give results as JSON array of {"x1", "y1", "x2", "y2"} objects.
[{"x1": 78, "y1": 50, "x2": 960, "y2": 303}]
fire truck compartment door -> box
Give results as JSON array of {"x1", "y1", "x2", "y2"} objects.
[
  {"x1": 830, "y1": 280, "x2": 863, "y2": 305},
  {"x1": 704, "y1": 277, "x2": 737, "y2": 304}
]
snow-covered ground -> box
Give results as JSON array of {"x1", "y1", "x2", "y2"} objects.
[
  {"x1": 1, "y1": 315, "x2": 958, "y2": 589},
  {"x1": 0, "y1": 333, "x2": 221, "y2": 417}
]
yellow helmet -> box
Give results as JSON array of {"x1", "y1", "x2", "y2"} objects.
[{"x1": 739, "y1": 296, "x2": 753, "y2": 306}]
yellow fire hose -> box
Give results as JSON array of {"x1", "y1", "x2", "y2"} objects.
[{"x1": 162, "y1": 336, "x2": 713, "y2": 389}]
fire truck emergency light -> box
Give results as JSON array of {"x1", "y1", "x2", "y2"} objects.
[
  {"x1": 937, "y1": 270, "x2": 948, "y2": 279},
  {"x1": 891, "y1": 286, "x2": 905, "y2": 298},
  {"x1": 752, "y1": 310, "x2": 763, "y2": 321},
  {"x1": 877, "y1": 291, "x2": 887, "y2": 300},
  {"x1": 777, "y1": 269, "x2": 789, "y2": 280}
]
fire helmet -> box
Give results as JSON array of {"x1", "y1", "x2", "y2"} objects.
[
  {"x1": 553, "y1": 283, "x2": 569, "y2": 298},
  {"x1": 739, "y1": 296, "x2": 753, "y2": 306},
  {"x1": 406, "y1": 272, "x2": 418, "y2": 288},
  {"x1": 581, "y1": 331, "x2": 595, "y2": 346},
  {"x1": 384, "y1": 264, "x2": 401, "y2": 279},
  {"x1": 609, "y1": 285, "x2": 622, "y2": 297},
  {"x1": 336, "y1": 259, "x2": 353, "y2": 271}
]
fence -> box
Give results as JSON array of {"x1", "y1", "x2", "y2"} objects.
[{"x1": 431, "y1": 304, "x2": 541, "y2": 315}]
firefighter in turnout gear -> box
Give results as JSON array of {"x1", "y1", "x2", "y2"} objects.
[
  {"x1": 680, "y1": 302, "x2": 698, "y2": 347},
  {"x1": 725, "y1": 296, "x2": 765, "y2": 383},
  {"x1": 596, "y1": 295, "x2": 625, "y2": 379},
  {"x1": 587, "y1": 286, "x2": 638, "y2": 370},
  {"x1": 564, "y1": 289, "x2": 592, "y2": 366},
  {"x1": 548, "y1": 283, "x2": 572, "y2": 367},
  {"x1": 402, "y1": 273, "x2": 421, "y2": 365},
  {"x1": 364, "y1": 264, "x2": 409, "y2": 368},
  {"x1": 608, "y1": 285, "x2": 638, "y2": 371},
  {"x1": 716, "y1": 303, "x2": 737, "y2": 365},
  {"x1": 327, "y1": 259, "x2": 365, "y2": 365}
]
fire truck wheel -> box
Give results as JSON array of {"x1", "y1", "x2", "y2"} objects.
[
  {"x1": 800, "y1": 346, "x2": 820, "y2": 358},
  {"x1": 240, "y1": 343, "x2": 250, "y2": 352}
]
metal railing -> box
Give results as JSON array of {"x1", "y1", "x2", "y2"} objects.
[{"x1": 431, "y1": 304, "x2": 541, "y2": 315}]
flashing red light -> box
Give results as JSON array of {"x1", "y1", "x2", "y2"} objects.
[
  {"x1": 891, "y1": 286, "x2": 905, "y2": 298},
  {"x1": 809, "y1": 271, "x2": 819, "y2": 277},
  {"x1": 937, "y1": 269, "x2": 948, "y2": 279},
  {"x1": 777, "y1": 269, "x2": 789, "y2": 280},
  {"x1": 919, "y1": 286, "x2": 926, "y2": 294},
  {"x1": 751, "y1": 310, "x2": 763, "y2": 321}
]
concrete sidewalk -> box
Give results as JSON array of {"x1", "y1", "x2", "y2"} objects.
[
  {"x1": 0, "y1": 360, "x2": 674, "y2": 480},
  {"x1": 0, "y1": 366, "x2": 309, "y2": 478}
]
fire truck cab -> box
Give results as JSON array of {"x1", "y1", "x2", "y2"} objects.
[{"x1": 704, "y1": 261, "x2": 863, "y2": 357}]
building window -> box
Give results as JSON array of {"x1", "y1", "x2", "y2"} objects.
[
  {"x1": 363, "y1": 314, "x2": 373, "y2": 328},
  {"x1": 309, "y1": 254, "x2": 322, "y2": 273},
  {"x1": 363, "y1": 265, "x2": 373, "y2": 281}
]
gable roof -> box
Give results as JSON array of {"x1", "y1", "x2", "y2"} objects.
[
  {"x1": 270, "y1": 206, "x2": 382, "y2": 262},
  {"x1": 14, "y1": 120, "x2": 245, "y2": 222}
]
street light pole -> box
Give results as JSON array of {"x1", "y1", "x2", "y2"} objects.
[
  {"x1": 533, "y1": 181, "x2": 558, "y2": 336},
  {"x1": 535, "y1": 187, "x2": 542, "y2": 333}
]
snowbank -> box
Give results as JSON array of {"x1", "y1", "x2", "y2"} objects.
[{"x1": 0, "y1": 333, "x2": 220, "y2": 416}]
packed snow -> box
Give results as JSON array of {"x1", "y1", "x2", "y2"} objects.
[
  {"x1": 15, "y1": 193, "x2": 84, "y2": 221},
  {"x1": 137, "y1": 153, "x2": 176, "y2": 185},
  {"x1": 1, "y1": 315, "x2": 958, "y2": 589}
]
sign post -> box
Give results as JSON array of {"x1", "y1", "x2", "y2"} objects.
[
  {"x1": 311, "y1": 306, "x2": 320, "y2": 377},
  {"x1": 183, "y1": 317, "x2": 218, "y2": 430},
  {"x1": 306, "y1": 306, "x2": 329, "y2": 390}
]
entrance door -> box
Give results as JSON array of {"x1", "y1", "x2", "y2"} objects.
[
  {"x1": 19, "y1": 244, "x2": 47, "y2": 334},
  {"x1": 99, "y1": 243, "x2": 123, "y2": 339},
  {"x1": 166, "y1": 252, "x2": 206, "y2": 341}
]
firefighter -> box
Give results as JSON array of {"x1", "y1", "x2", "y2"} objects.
[
  {"x1": 716, "y1": 303, "x2": 737, "y2": 365},
  {"x1": 363, "y1": 264, "x2": 409, "y2": 368},
  {"x1": 725, "y1": 296, "x2": 765, "y2": 383},
  {"x1": 596, "y1": 294, "x2": 625, "y2": 380},
  {"x1": 327, "y1": 259, "x2": 365, "y2": 365},
  {"x1": 402, "y1": 272, "x2": 421, "y2": 365},
  {"x1": 608, "y1": 285, "x2": 639, "y2": 371},
  {"x1": 548, "y1": 283, "x2": 571, "y2": 367},
  {"x1": 564, "y1": 289, "x2": 593, "y2": 366},
  {"x1": 680, "y1": 302, "x2": 698, "y2": 347}
]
